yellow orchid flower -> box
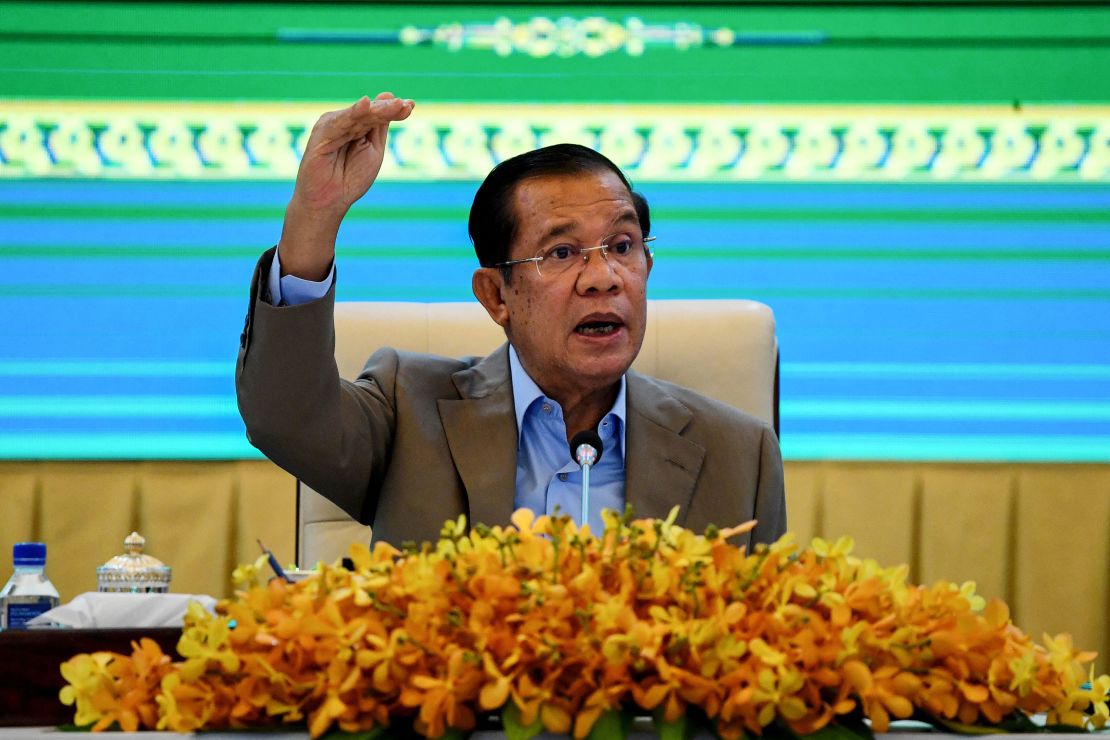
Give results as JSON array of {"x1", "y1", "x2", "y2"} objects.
[{"x1": 54, "y1": 508, "x2": 1110, "y2": 737}]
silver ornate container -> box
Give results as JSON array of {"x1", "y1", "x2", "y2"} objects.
[{"x1": 96, "y1": 531, "x2": 172, "y2": 593}]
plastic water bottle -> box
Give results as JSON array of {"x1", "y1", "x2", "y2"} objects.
[{"x1": 0, "y1": 542, "x2": 61, "y2": 630}]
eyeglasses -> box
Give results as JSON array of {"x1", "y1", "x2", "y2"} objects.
[{"x1": 493, "y1": 234, "x2": 656, "y2": 278}]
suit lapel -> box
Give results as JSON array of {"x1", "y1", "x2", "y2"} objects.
[
  {"x1": 625, "y1": 372, "x2": 705, "y2": 526},
  {"x1": 438, "y1": 354, "x2": 705, "y2": 529},
  {"x1": 438, "y1": 344, "x2": 518, "y2": 529}
]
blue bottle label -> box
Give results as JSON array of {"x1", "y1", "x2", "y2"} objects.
[{"x1": 4, "y1": 597, "x2": 56, "y2": 629}]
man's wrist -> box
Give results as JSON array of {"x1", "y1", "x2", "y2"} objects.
[{"x1": 277, "y1": 199, "x2": 342, "y2": 281}]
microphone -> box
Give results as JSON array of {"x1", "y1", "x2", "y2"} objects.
[{"x1": 569, "y1": 430, "x2": 604, "y2": 527}]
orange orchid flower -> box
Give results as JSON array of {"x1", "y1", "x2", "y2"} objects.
[{"x1": 58, "y1": 509, "x2": 1110, "y2": 738}]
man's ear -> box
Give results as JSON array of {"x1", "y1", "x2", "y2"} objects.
[{"x1": 472, "y1": 268, "x2": 511, "y2": 329}]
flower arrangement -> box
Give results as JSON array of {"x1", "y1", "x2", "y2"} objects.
[{"x1": 61, "y1": 508, "x2": 1109, "y2": 737}]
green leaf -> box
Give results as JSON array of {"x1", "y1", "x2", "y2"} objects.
[
  {"x1": 55, "y1": 723, "x2": 96, "y2": 733},
  {"x1": 437, "y1": 728, "x2": 472, "y2": 740},
  {"x1": 653, "y1": 706, "x2": 724, "y2": 740},
  {"x1": 587, "y1": 709, "x2": 633, "y2": 740},
  {"x1": 995, "y1": 712, "x2": 1043, "y2": 733},
  {"x1": 762, "y1": 719, "x2": 802, "y2": 740},
  {"x1": 924, "y1": 714, "x2": 1015, "y2": 735},
  {"x1": 654, "y1": 708, "x2": 693, "y2": 740},
  {"x1": 800, "y1": 720, "x2": 876, "y2": 740},
  {"x1": 502, "y1": 702, "x2": 543, "y2": 740}
]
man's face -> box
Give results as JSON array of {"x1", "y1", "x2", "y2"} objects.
[{"x1": 477, "y1": 169, "x2": 652, "y2": 402}]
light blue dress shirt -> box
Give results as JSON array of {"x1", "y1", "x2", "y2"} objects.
[
  {"x1": 508, "y1": 345, "x2": 626, "y2": 533},
  {"x1": 266, "y1": 249, "x2": 627, "y2": 529}
]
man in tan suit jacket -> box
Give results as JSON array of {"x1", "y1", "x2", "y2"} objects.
[{"x1": 236, "y1": 93, "x2": 785, "y2": 547}]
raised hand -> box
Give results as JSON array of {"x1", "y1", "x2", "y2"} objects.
[{"x1": 278, "y1": 93, "x2": 415, "y2": 280}]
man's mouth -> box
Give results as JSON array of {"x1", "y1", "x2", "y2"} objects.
[{"x1": 575, "y1": 319, "x2": 622, "y2": 336}]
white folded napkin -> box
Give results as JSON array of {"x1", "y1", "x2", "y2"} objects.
[{"x1": 26, "y1": 591, "x2": 217, "y2": 629}]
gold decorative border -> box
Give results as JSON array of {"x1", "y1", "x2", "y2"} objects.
[{"x1": 1, "y1": 101, "x2": 1106, "y2": 181}]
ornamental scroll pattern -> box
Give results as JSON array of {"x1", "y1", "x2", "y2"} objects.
[
  {"x1": 278, "y1": 16, "x2": 821, "y2": 56},
  {"x1": 390, "y1": 17, "x2": 814, "y2": 57},
  {"x1": 1, "y1": 103, "x2": 1106, "y2": 181}
]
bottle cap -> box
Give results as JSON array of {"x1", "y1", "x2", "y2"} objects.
[{"x1": 13, "y1": 542, "x2": 47, "y2": 566}]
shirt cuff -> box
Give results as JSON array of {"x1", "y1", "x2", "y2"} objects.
[{"x1": 266, "y1": 247, "x2": 335, "y2": 306}]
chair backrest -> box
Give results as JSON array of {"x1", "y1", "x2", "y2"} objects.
[{"x1": 296, "y1": 299, "x2": 778, "y2": 567}]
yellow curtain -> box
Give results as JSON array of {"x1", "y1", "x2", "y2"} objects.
[
  {"x1": 1, "y1": 460, "x2": 1106, "y2": 673},
  {"x1": 0, "y1": 461, "x2": 293, "y2": 599}
]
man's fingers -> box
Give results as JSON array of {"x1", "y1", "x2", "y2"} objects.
[
  {"x1": 345, "y1": 95, "x2": 409, "y2": 124},
  {"x1": 368, "y1": 122, "x2": 387, "y2": 152},
  {"x1": 393, "y1": 99, "x2": 415, "y2": 122},
  {"x1": 316, "y1": 97, "x2": 412, "y2": 145},
  {"x1": 366, "y1": 99, "x2": 412, "y2": 152},
  {"x1": 304, "y1": 95, "x2": 414, "y2": 159},
  {"x1": 356, "y1": 96, "x2": 414, "y2": 124}
]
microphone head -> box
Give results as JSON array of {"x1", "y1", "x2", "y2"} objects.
[{"x1": 570, "y1": 430, "x2": 604, "y2": 467}]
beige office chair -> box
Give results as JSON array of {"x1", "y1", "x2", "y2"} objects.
[{"x1": 296, "y1": 300, "x2": 778, "y2": 567}]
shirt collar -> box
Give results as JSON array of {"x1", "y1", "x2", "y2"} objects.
[{"x1": 508, "y1": 344, "x2": 627, "y2": 450}]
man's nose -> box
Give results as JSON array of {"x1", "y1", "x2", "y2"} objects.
[{"x1": 576, "y1": 248, "x2": 621, "y2": 293}]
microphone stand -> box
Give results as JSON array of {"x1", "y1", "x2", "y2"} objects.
[
  {"x1": 569, "y1": 430, "x2": 604, "y2": 528},
  {"x1": 581, "y1": 456, "x2": 592, "y2": 525}
]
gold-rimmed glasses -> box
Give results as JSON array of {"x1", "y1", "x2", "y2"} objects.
[{"x1": 494, "y1": 234, "x2": 656, "y2": 278}]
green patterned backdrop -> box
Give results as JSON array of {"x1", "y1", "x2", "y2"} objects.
[{"x1": 1, "y1": 2, "x2": 1108, "y2": 460}]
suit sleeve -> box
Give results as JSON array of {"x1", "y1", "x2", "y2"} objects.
[
  {"x1": 750, "y1": 423, "x2": 787, "y2": 545},
  {"x1": 235, "y1": 247, "x2": 395, "y2": 524}
]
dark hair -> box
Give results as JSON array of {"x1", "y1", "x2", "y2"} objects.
[{"x1": 468, "y1": 143, "x2": 651, "y2": 271}]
